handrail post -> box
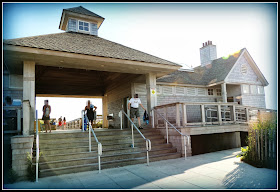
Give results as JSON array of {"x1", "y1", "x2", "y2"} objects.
[
  {"x1": 89, "y1": 120, "x2": 91, "y2": 152},
  {"x1": 35, "y1": 110, "x2": 39, "y2": 182},
  {"x1": 245, "y1": 107, "x2": 250, "y2": 124},
  {"x1": 217, "y1": 104, "x2": 222, "y2": 125},
  {"x1": 184, "y1": 136, "x2": 187, "y2": 160},
  {"x1": 233, "y1": 105, "x2": 237, "y2": 124},
  {"x1": 98, "y1": 142, "x2": 102, "y2": 173},
  {"x1": 164, "y1": 107, "x2": 169, "y2": 144},
  {"x1": 131, "y1": 123, "x2": 134, "y2": 148},
  {"x1": 146, "y1": 140, "x2": 150, "y2": 166},
  {"x1": 201, "y1": 104, "x2": 206, "y2": 126},
  {"x1": 82, "y1": 110, "x2": 85, "y2": 132}
]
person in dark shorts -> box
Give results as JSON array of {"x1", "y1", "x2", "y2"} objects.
[
  {"x1": 85, "y1": 100, "x2": 97, "y2": 127},
  {"x1": 128, "y1": 94, "x2": 146, "y2": 129},
  {"x1": 42, "y1": 100, "x2": 51, "y2": 133}
]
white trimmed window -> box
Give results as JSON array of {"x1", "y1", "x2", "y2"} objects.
[
  {"x1": 257, "y1": 86, "x2": 264, "y2": 94},
  {"x1": 197, "y1": 88, "x2": 206, "y2": 96},
  {"x1": 186, "y1": 87, "x2": 196, "y2": 96},
  {"x1": 78, "y1": 21, "x2": 89, "y2": 32},
  {"x1": 207, "y1": 88, "x2": 214, "y2": 96},
  {"x1": 175, "y1": 86, "x2": 185, "y2": 95},
  {"x1": 216, "y1": 88, "x2": 222, "y2": 96},
  {"x1": 162, "y1": 86, "x2": 173, "y2": 95},
  {"x1": 250, "y1": 85, "x2": 257, "y2": 94},
  {"x1": 241, "y1": 64, "x2": 247, "y2": 75},
  {"x1": 242, "y1": 84, "x2": 250, "y2": 94}
]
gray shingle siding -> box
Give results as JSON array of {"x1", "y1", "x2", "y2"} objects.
[
  {"x1": 90, "y1": 23, "x2": 98, "y2": 36},
  {"x1": 67, "y1": 19, "x2": 77, "y2": 32},
  {"x1": 226, "y1": 55, "x2": 263, "y2": 85},
  {"x1": 241, "y1": 94, "x2": 266, "y2": 108}
]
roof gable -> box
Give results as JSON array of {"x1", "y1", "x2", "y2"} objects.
[
  {"x1": 225, "y1": 48, "x2": 269, "y2": 86},
  {"x1": 64, "y1": 6, "x2": 104, "y2": 19},
  {"x1": 3, "y1": 32, "x2": 180, "y2": 67},
  {"x1": 157, "y1": 49, "x2": 243, "y2": 85}
]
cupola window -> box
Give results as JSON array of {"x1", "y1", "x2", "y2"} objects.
[{"x1": 78, "y1": 21, "x2": 89, "y2": 32}]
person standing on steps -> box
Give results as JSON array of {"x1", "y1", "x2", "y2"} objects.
[
  {"x1": 128, "y1": 94, "x2": 146, "y2": 129},
  {"x1": 85, "y1": 100, "x2": 97, "y2": 128},
  {"x1": 42, "y1": 100, "x2": 52, "y2": 133}
]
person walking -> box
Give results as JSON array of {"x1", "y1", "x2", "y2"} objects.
[
  {"x1": 85, "y1": 100, "x2": 97, "y2": 128},
  {"x1": 63, "y1": 117, "x2": 66, "y2": 130},
  {"x1": 42, "y1": 100, "x2": 52, "y2": 133},
  {"x1": 128, "y1": 94, "x2": 146, "y2": 129}
]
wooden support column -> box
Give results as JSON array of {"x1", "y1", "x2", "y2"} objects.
[
  {"x1": 146, "y1": 73, "x2": 157, "y2": 117},
  {"x1": 217, "y1": 104, "x2": 222, "y2": 125},
  {"x1": 102, "y1": 95, "x2": 108, "y2": 128},
  {"x1": 232, "y1": 105, "x2": 237, "y2": 124},
  {"x1": 221, "y1": 83, "x2": 227, "y2": 103},
  {"x1": 176, "y1": 103, "x2": 181, "y2": 127},
  {"x1": 201, "y1": 104, "x2": 206, "y2": 126},
  {"x1": 23, "y1": 61, "x2": 35, "y2": 135},
  {"x1": 182, "y1": 104, "x2": 187, "y2": 127}
]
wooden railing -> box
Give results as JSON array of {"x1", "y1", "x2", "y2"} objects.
[
  {"x1": 66, "y1": 118, "x2": 82, "y2": 129},
  {"x1": 152, "y1": 102, "x2": 276, "y2": 128}
]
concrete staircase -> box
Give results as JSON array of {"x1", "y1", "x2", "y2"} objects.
[{"x1": 34, "y1": 128, "x2": 181, "y2": 178}]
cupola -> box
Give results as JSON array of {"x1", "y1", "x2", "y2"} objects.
[{"x1": 59, "y1": 6, "x2": 105, "y2": 36}]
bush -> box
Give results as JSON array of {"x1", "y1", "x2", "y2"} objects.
[{"x1": 237, "y1": 116, "x2": 277, "y2": 169}]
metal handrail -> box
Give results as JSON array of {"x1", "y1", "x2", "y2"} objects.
[
  {"x1": 35, "y1": 110, "x2": 39, "y2": 182},
  {"x1": 82, "y1": 110, "x2": 102, "y2": 173},
  {"x1": 153, "y1": 109, "x2": 190, "y2": 160},
  {"x1": 120, "y1": 109, "x2": 152, "y2": 166}
]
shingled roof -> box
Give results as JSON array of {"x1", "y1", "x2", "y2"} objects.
[
  {"x1": 157, "y1": 48, "x2": 245, "y2": 85},
  {"x1": 64, "y1": 6, "x2": 104, "y2": 19},
  {"x1": 3, "y1": 32, "x2": 180, "y2": 66}
]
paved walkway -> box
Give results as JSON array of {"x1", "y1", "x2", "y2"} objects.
[{"x1": 3, "y1": 148, "x2": 277, "y2": 189}]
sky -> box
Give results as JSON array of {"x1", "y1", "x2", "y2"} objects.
[{"x1": 2, "y1": 2, "x2": 278, "y2": 120}]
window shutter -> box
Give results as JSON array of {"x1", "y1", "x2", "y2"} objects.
[
  {"x1": 90, "y1": 23, "x2": 98, "y2": 36},
  {"x1": 68, "y1": 19, "x2": 77, "y2": 32},
  {"x1": 186, "y1": 87, "x2": 196, "y2": 96},
  {"x1": 175, "y1": 86, "x2": 185, "y2": 95},
  {"x1": 135, "y1": 83, "x2": 147, "y2": 94},
  {"x1": 197, "y1": 88, "x2": 206, "y2": 96},
  {"x1": 162, "y1": 86, "x2": 173, "y2": 95}
]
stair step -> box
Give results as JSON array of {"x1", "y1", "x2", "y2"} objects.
[
  {"x1": 39, "y1": 148, "x2": 177, "y2": 170},
  {"x1": 39, "y1": 143, "x2": 173, "y2": 162},
  {"x1": 39, "y1": 152, "x2": 181, "y2": 178},
  {"x1": 37, "y1": 138, "x2": 167, "y2": 156}
]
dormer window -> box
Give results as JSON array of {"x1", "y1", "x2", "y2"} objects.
[{"x1": 78, "y1": 21, "x2": 89, "y2": 32}]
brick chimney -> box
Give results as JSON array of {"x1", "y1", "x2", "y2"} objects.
[{"x1": 199, "y1": 40, "x2": 217, "y2": 66}]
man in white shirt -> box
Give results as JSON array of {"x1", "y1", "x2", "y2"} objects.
[{"x1": 128, "y1": 94, "x2": 146, "y2": 129}]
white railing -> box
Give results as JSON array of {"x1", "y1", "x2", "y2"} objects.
[
  {"x1": 82, "y1": 110, "x2": 102, "y2": 173},
  {"x1": 153, "y1": 109, "x2": 190, "y2": 160},
  {"x1": 119, "y1": 110, "x2": 152, "y2": 166},
  {"x1": 35, "y1": 110, "x2": 39, "y2": 182},
  {"x1": 152, "y1": 102, "x2": 276, "y2": 127}
]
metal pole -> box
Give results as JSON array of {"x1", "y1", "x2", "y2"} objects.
[
  {"x1": 184, "y1": 136, "x2": 187, "y2": 160},
  {"x1": 146, "y1": 140, "x2": 149, "y2": 166},
  {"x1": 131, "y1": 123, "x2": 134, "y2": 148},
  {"x1": 166, "y1": 121, "x2": 169, "y2": 144},
  {"x1": 82, "y1": 110, "x2": 84, "y2": 132},
  {"x1": 89, "y1": 121, "x2": 91, "y2": 152},
  {"x1": 36, "y1": 110, "x2": 39, "y2": 182}
]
